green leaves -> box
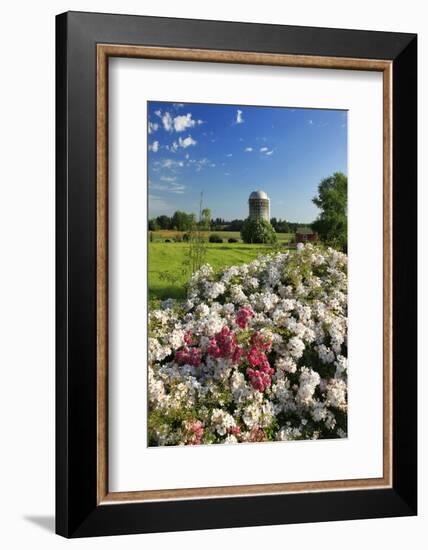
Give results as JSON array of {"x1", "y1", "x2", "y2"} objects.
[
  {"x1": 240, "y1": 217, "x2": 277, "y2": 244},
  {"x1": 312, "y1": 172, "x2": 347, "y2": 252}
]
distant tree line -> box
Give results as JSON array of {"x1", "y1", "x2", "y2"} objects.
[
  {"x1": 149, "y1": 212, "x2": 301, "y2": 233},
  {"x1": 149, "y1": 211, "x2": 196, "y2": 231}
]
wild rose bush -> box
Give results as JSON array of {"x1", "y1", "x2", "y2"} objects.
[{"x1": 148, "y1": 244, "x2": 347, "y2": 446}]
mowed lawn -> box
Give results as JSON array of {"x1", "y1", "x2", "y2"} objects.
[
  {"x1": 149, "y1": 230, "x2": 292, "y2": 243},
  {"x1": 149, "y1": 233, "x2": 293, "y2": 300}
]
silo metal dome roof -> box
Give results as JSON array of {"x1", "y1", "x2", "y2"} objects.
[{"x1": 249, "y1": 190, "x2": 268, "y2": 199}]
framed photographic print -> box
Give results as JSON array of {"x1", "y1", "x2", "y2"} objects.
[{"x1": 56, "y1": 11, "x2": 417, "y2": 538}]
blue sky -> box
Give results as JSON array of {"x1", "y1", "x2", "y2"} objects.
[{"x1": 148, "y1": 101, "x2": 347, "y2": 223}]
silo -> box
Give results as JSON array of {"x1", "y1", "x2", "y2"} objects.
[{"x1": 248, "y1": 190, "x2": 270, "y2": 222}]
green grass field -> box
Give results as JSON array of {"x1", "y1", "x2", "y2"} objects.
[
  {"x1": 149, "y1": 230, "x2": 292, "y2": 244},
  {"x1": 149, "y1": 232, "x2": 293, "y2": 300}
]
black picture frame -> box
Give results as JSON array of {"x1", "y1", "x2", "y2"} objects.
[{"x1": 56, "y1": 11, "x2": 417, "y2": 538}]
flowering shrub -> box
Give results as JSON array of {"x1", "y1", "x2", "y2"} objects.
[{"x1": 148, "y1": 244, "x2": 347, "y2": 446}]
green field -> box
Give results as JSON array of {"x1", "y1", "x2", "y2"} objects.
[
  {"x1": 149, "y1": 230, "x2": 292, "y2": 244},
  {"x1": 149, "y1": 232, "x2": 293, "y2": 300}
]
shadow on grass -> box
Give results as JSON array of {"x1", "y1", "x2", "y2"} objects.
[
  {"x1": 149, "y1": 285, "x2": 186, "y2": 302},
  {"x1": 207, "y1": 245, "x2": 272, "y2": 252}
]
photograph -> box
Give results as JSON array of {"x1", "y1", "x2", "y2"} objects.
[{"x1": 147, "y1": 101, "x2": 348, "y2": 446}]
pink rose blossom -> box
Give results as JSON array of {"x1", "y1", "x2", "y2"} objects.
[
  {"x1": 235, "y1": 306, "x2": 254, "y2": 329},
  {"x1": 187, "y1": 420, "x2": 204, "y2": 445},
  {"x1": 229, "y1": 425, "x2": 241, "y2": 435},
  {"x1": 175, "y1": 346, "x2": 202, "y2": 367},
  {"x1": 207, "y1": 326, "x2": 243, "y2": 364},
  {"x1": 184, "y1": 331, "x2": 194, "y2": 345},
  {"x1": 246, "y1": 368, "x2": 273, "y2": 392},
  {"x1": 248, "y1": 427, "x2": 267, "y2": 442},
  {"x1": 249, "y1": 332, "x2": 272, "y2": 352},
  {"x1": 245, "y1": 332, "x2": 274, "y2": 392}
]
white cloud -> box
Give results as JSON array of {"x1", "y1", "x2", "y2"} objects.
[
  {"x1": 164, "y1": 159, "x2": 184, "y2": 169},
  {"x1": 149, "y1": 141, "x2": 159, "y2": 153},
  {"x1": 187, "y1": 158, "x2": 212, "y2": 172},
  {"x1": 148, "y1": 121, "x2": 159, "y2": 134},
  {"x1": 308, "y1": 119, "x2": 314, "y2": 125},
  {"x1": 170, "y1": 183, "x2": 186, "y2": 194},
  {"x1": 158, "y1": 110, "x2": 203, "y2": 133},
  {"x1": 259, "y1": 146, "x2": 274, "y2": 156},
  {"x1": 174, "y1": 113, "x2": 203, "y2": 132},
  {"x1": 245, "y1": 147, "x2": 253, "y2": 152},
  {"x1": 162, "y1": 111, "x2": 173, "y2": 132},
  {"x1": 178, "y1": 135, "x2": 197, "y2": 148},
  {"x1": 226, "y1": 153, "x2": 232, "y2": 157},
  {"x1": 169, "y1": 135, "x2": 196, "y2": 151},
  {"x1": 160, "y1": 176, "x2": 177, "y2": 182},
  {"x1": 173, "y1": 113, "x2": 196, "y2": 132},
  {"x1": 154, "y1": 158, "x2": 184, "y2": 171},
  {"x1": 150, "y1": 180, "x2": 186, "y2": 194},
  {"x1": 236, "y1": 109, "x2": 244, "y2": 124},
  {"x1": 149, "y1": 182, "x2": 168, "y2": 191}
]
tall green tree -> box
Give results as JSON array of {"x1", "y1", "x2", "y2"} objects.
[
  {"x1": 156, "y1": 215, "x2": 171, "y2": 230},
  {"x1": 312, "y1": 172, "x2": 348, "y2": 252},
  {"x1": 171, "y1": 210, "x2": 195, "y2": 231},
  {"x1": 148, "y1": 218, "x2": 160, "y2": 231}
]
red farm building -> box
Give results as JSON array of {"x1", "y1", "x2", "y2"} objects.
[{"x1": 295, "y1": 226, "x2": 318, "y2": 243}]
